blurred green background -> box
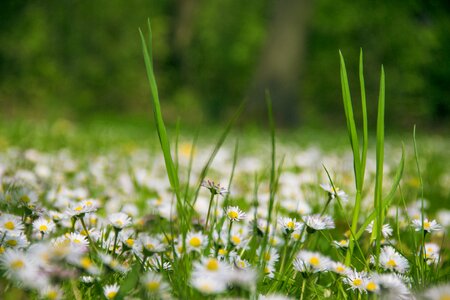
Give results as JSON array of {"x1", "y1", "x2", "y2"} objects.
[{"x1": 1, "y1": 0, "x2": 449, "y2": 130}]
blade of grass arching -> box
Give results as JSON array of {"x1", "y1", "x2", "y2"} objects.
[
  {"x1": 139, "y1": 24, "x2": 181, "y2": 205},
  {"x1": 174, "y1": 119, "x2": 181, "y2": 173},
  {"x1": 339, "y1": 51, "x2": 362, "y2": 187},
  {"x1": 355, "y1": 144, "x2": 405, "y2": 240},
  {"x1": 190, "y1": 99, "x2": 246, "y2": 207},
  {"x1": 373, "y1": 66, "x2": 385, "y2": 267},
  {"x1": 340, "y1": 51, "x2": 363, "y2": 265},
  {"x1": 359, "y1": 49, "x2": 368, "y2": 186}
]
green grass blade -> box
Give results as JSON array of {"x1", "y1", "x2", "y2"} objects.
[
  {"x1": 339, "y1": 51, "x2": 362, "y2": 188},
  {"x1": 359, "y1": 49, "x2": 368, "y2": 187},
  {"x1": 373, "y1": 65, "x2": 385, "y2": 263},
  {"x1": 355, "y1": 144, "x2": 404, "y2": 239}
]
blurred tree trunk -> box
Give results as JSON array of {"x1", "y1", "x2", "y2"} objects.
[{"x1": 247, "y1": 0, "x2": 313, "y2": 126}]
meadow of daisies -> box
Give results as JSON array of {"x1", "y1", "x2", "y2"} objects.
[{"x1": 1, "y1": 26, "x2": 450, "y2": 300}]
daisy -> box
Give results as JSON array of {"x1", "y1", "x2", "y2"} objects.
[
  {"x1": 139, "y1": 235, "x2": 166, "y2": 253},
  {"x1": 320, "y1": 183, "x2": 349, "y2": 202},
  {"x1": 108, "y1": 212, "x2": 132, "y2": 230},
  {"x1": 424, "y1": 243, "x2": 440, "y2": 264},
  {"x1": 260, "y1": 247, "x2": 280, "y2": 265},
  {"x1": 0, "y1": 249, "x2": 46, "y2": 289},
  {"x1": 378, "y1": 246, "x2": 409, "y2": 273},
  {"x1": 186, "y1": 231, "x2": 208, "y2": 253},
  {"x1": 67, "y1": 232, "x2": 90, "y2": 247},
  {"x1": 330, "y1": 261, "x2": 350, "y2": 275},
  {"x1": 332, "y1": 239, "x2": 349, "y2": 249},
  {"x1": 142, "y1": 272, "x2": 169, "y2": 295},
  {"x1": 412, "y1": 218, "x2": 442, "y2": 233},
  {"x1": 225, "y1": 206, "x2": 246, "y2": 222},
  {"x1": 65, "y1": 201, "x2": 94, "y2": 217},
  {"x1": 366, "y1": 221, "x2": 393, "y2": 239},
  {"x1": 103, "y1": 283, "x2": 120, "y2": 299},
  {"x1": 293, "y1": 250, "x2": 331, "y2": 273},
  {"x1": 191, "y1": 275, "x2": 227, "y2": 294},
  {"x1": 0, "y1": 213, "x2": 24, "y2": 234},
  {"x1": 371, "y1": 273, "x2": 411, "y2": 300},
  {"x1": 40, "y1": 285, "x2": 63, "y2": 300},
  {"x1": 303, "y1": 214, "x2": 335, "y2": 233},
  {"x1": 423, "y1": 284, "x2": 450, "y2": 300},
  {"x1": 201, "y1": 179, "x2": 228, "y2": 197},
  {"x1": 343, "y1": 270, "x2": 368, "y2": 293},
  {"x1": 278, "y1": 217, "x2": 302, "y2": 235},
  {"x1": 3, "y1": 232, "x2": 29, "y2": 249},
  {"x1": 228, "y1": 230, "x2": 247, "y2": 248},
  {"x1": 33, "y1": 217, "x2": 56, "y2": 235}
]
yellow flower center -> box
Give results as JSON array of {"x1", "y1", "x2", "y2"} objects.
[
  {"x1": 106, "y1": 291, "x2": 117, "y2": 299},
  {"x1": 264, "y1": 253, "x2": 271, "y2": 261},
  {"x1": 73, "y1": 239, "x2": 81, "y2": 244},
  {"x1": 336, "y1": 265, "x2": 345, "y2": 273},
  {"x1": 189, "y1": 237, "x2": 201, "y2": 247},
  {"x1": 74, "y1": 206, "x2": 83, "y2": 212},
  {"x1": 206, "y1": 259, "x2": 219, "y2": 271},
  {"x1": 366, "y1": 281, "x2": 377, "y2": 292},
  {"x1": 231, "y1": 235, "x2": 241, "y2": 245},
  {"x1": 287, "y1": 221, "x2": 295, "y2": 229},
  {"x1": 47, "y1": 290, "x2": 58, "y2": 300},
  {"x1": 238, "y1": 261, "x2": 246, "y2": 268},
  {"x1": 424, "y1": 221, "x2": 430, "y2": 230},
  {"x1": 309, "y1": 256, "x2": 320, "y2": 266},
  {"x1": 293, "y1": 233, "x2": 300, "y2": 240},
  {"x1": 115, "y1": 220, "x2": 123, "y2": 227},
  {"x1": 21, "y1": 195, "x2": 30, "y2": 203},
  {"x1": 146, "y1": 281, "x2": 160, "y2": 292},
  {"x1": 126, "y1": 238, "x2": 134, "y2": 247},
  {"x1": 39, "y1": 224, "x2": 48, "y2": 232},
  {"x1": 339, "y1": 240, "x2": 347, "y2": 246},
  {"x1": 4, "y1": 221, "x2": 15, "y2": 230},
  {"x1": 386, "y1": 259, "x2": 397, "y2": 267},
  {"x1": 146, "y1": 243, "x2": 155, "y2": 250},
  {"x1": 0, "y1": 246, "x2": 5, "y2": 254},
  {"x1": 218, "y1": 248, "x2": 227, "y2": 256},
  {"x1": 228, "y1": 211, "x2": 239, "y2": 220},
  {"x1": 85, "y1": 201, "x2": 93, "y2": 206},
  {"x1": 353, "y1": 278, "x2": 362, "y2": 286},
  {"x1": 11, "y1": 259, "x2": 24, "y2": 270},
  {"x1": 6, "y1": 240, "x2": 17, "y2": 247},
  {"x1": 80, "y1": 257, "x2": 92, "y2": 269}
]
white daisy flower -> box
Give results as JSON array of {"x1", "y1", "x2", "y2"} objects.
[
  {"x1": 75, "y1": 256, "x2": 100, "y2": 275},
  {"x1": 103, "y1": 283, "x2": 120, "y2": 299},
  {"x1": 40, "y1": 285, "x2": 63, "y2": 300},
  {"x1": 366, "y1": 221, "x2": 393, "y2": 238},
  {"x1": 320, "y1": 183, "x2": 349, "y2": 202},
  {"x1": 142, "y1": 272, "x2": 169, "y2": 295},
  {"x1": 263, "y1": 263, "x2": 276, "y2": 278},
  {"x1": 67, "y1": 232, "x2": 89, "y2": 247},
  {"x1": 186, "y1": 232, "x2": 208, "y2": 253},
  {"x1": 108, "y1": 212, "x2": 132, "y2": 230},
  {"x1": 343, "y1": 270, "x2": 368, "y2": 293},
  {"x1": 378, "y1": 246, "x2": 409, "y2": 273},
  {"x1": 278, "y1": 217, "x2": 302, "y2": 235},
  {"x1": 3, "y1": 232, "x2": 29, "y2": 249},
  {"x1": 225, "y1": 206, "x2": 246, "y2": 222},
  {"x1": 371, "y1": 273, "x2": 411, "y2": 300},
  {"x1": 0, "y1": 249, "x2": 46, "y2": 289},
  {"x1": 412, "y1": 218, "x2": 442, "y2": 233},
  {"x1": 424, "y1": 243, "x2": 440, "y2": 264},
  {"x1": 330, "y1": 261, "x2": 350, "y2": 275},
  {"x1": 423, "y1": 284, "x2": 450, "y2": 300},
  {"x1": 303, "y1": 214, "x2": 335, "y2": 232},
  {"x1": 259, "y1": 247, "x2": 280, "y2": 265},
  {"x1": 191, "y1": 275, "x2": 227, "y2": 294},
  {"x1": 0, "y1": 213, "x2": 24, "y2": 234},
  {"x1": 293, "y1": 250, "x2": 331, "y2": 273},
  {"x1": 228, "y1": 230, "x2": 247, "y2": 248},
  {"x1": 201, "y1": 179, "x2": 228, "y2": 197},
  {"x1": 233, "y1": 257, "x2": 251, "y2": 270},
  {"x1": 33, "y1": 217, "x2": 56, "y2": 235},
  {"x1": 139, "y1": 234, "x2": 166, "y2": 253},
  {"x1": 332, "y1": 239, "x2": 349, "y2": 249},
  {"x1": 65, "y1": 201, "x2": 95, "y2": 217}
]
